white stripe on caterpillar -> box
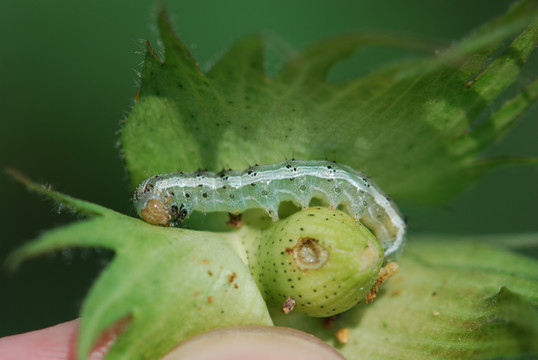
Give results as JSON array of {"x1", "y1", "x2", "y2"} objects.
[{"x1": 134, "y1": 160, "x2": 406, "y2": 259}]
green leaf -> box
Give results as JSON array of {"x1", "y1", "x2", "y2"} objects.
[
  {"x1": 6, "y1": 174, "x2": 272, "y2": 360},
  {"x1": 4, "y1": 168, "x2": 113, "y2": 218},
  {"x1": 272, "y1": 235, "x2": 538, "y2": 359},
  {"x1": 121, "y1": 1, "x2": 538, "y2": 204}
]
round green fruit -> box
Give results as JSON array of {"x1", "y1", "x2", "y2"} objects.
[{"x1": 250, "y1": 207, "x2": 384, "y2": 317}]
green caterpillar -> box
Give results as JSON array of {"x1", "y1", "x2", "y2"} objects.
[{"x1": 134, "y1": 160, "x2": 405, "y2": 260}]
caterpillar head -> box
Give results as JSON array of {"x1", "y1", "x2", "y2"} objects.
[
  {"x1": 134, "y1": 177, "x2": 194, "y2": 226},
  {"x1": 136, "y1": 197, "x2": 193, "y2": 226},
  {"x1": 134, "y1": 196, "x2": 172, "y2": 226},
  {"x1": 133, "y1": 181, "x2": 182, "y2": 226}
]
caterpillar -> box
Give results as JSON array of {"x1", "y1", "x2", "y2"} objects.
[{"x1": 133, "y1": 160, "x2": 406, "y2": 259}]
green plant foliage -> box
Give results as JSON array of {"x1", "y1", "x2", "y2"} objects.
[
  {"x1": 6, "y1": 1, "x2": 538, "y2": 359},
  {"x1": 273, "y1": 235, "x2": 538, "y2": 359},
  {"x1": 121, "y1": 1, "x2": 538, "y2": 204},
  {"x1": 6, "y1": 170, "x2": 272, "y2": 359}
]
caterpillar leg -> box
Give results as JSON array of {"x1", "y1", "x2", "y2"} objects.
[
  {"x1": 329, "y1": 199, "x2": 343, "y2": 210},
  {"x1": 267, "y1": 208, "x2": 279, "y2": 221},
  {"x1": 226, "y1": 213, "x2": 243, "y2": 228},
  {"x1": 292, "y1": 198, "x2": 310, "y2": 210}
]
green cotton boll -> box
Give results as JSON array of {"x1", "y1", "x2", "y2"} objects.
[{"x1": 250, "y1": 207, "x2": 384, "y2": 317}]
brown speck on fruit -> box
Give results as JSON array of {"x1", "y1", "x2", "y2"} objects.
[
  {"x1": 365, "y1": 262, "x2": 399, "y2": 303},
  {"x1": 433, "y1": 311, "x2": 440, "y2": 317},
  {"x1": 226, "y1": 272, "x2": 237, "y2": 283},
  {"x1": 281, "y1": 297, "x2": 296, "y2": 314},
  {"x1": 199, "y1": 259, "x2": 212, "y2": 265},
  {"x1": 208, "y1": 270, "x2": 213, "y2": 276},
  {"x1": 335, "y1": 328, "x2": 350, "y2": 344},
  {"x1": 207, "y1": 296, "x2": 213, "y2": 304},
  {"x1": 234, "y1": 283, "x2": 239, "y2": 289},
  {"x1": 226, "y1": 213, "x2": 243, "y2": 228}
]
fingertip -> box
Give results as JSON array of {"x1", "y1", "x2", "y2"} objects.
[{"x1": 0, "y1": 319, "x2": 79, "y2": 360}]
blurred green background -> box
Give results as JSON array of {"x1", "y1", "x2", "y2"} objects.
[{"x1": 1, "y1": 0, "x2": 536, "y2": 337}]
